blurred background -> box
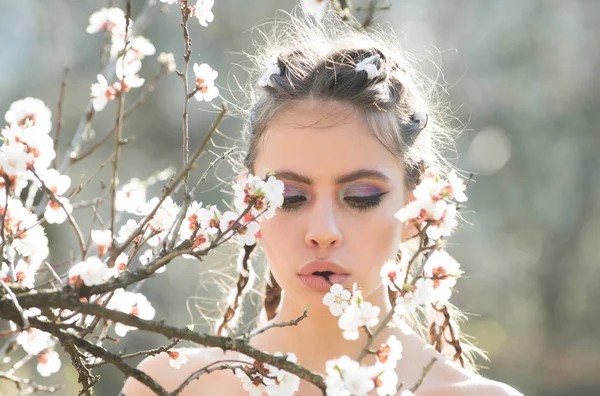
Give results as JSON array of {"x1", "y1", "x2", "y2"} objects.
[{"x1": 1, "y1": 1, "x2": 599, "y2": 395}]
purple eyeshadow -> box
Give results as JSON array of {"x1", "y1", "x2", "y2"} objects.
[
  {"x1": 344, "y1": 184, "x2": 382, "y2": 196},
  {"x1": 283, "y1": 185, "x2": 304, "y2": 197}
]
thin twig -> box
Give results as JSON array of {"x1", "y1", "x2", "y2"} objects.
[
  {"x1": 69, "y1": 153, "x2": 115, "y2": 200},
  {"x1": 70, "y1": 67, "x2": 169, "y2": 165},
  {"x1": 107, "y1": 104, "x2": 226, "y2": 265},
  {"x1": 53, "y1": 67, "x2": 70, "y2": 169},
  {"x1": 32, "y1": 170, "x2": 87, "y2": 260},
  {"x1": 0, "y1": 279, "x2": 29, "y2": 330},
  {"x1": 110, "y1": 2, "x2": 132, "y2": 241},
  {"x1": 0, "y1": 371, "x2": 62, "y2": 393},
  {"x1": 171, "y1": 360, "x2": 246, "y2": 395},
  {"x1": 245, "y1": 308, "x2": 309, "y2": 339},
  {"x1": 43, "y1": 262, "x2": 64, "y2": 286},
  {"x1": 86, "y1": 339, "x2": 181, "y2": 369},
  {"x1": 409, "y1": 357, "x2": 437, "y2": 392}
]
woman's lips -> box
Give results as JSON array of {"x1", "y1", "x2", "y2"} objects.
[{"x1": 297, "y1": 274, "x2": 350, "y2": 292}]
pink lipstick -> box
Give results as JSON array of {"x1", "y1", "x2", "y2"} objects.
[{"x1": 297, "y1": 260, "x2": 350, "y2": 292}]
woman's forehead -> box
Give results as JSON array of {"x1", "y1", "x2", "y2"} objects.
[{"x1": 254, "y1": 102, "x2": 404, "y2": 182}]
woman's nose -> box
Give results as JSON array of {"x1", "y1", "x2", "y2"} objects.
[{"x1": 304, "y1": 199, "x2": 343, "y2": 249}]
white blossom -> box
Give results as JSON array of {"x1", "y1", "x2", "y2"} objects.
[
  {"x1": 115, "y1": 178, "x2": 147, "y2": 213},
  {"x1": 116, "y1": 51, "x2": 145, "y2": 90},
  {"x1": 131, "y1": 36, "x2": 156, "y2": 59},
  {"x1": 234, "y1": 352, "x2": 299, "y2": 396},
  {"x1": 263, "y1": 176, "x2": 285, "y2": 219},
  {"x1": 235, "y1": 219, "x2": 260, "y2": 246},
  {"x1": 300, "y1": 0, "x2": 328, "y2": 21},
  {"x1": 167, "y1": 350, "x2": 189, "y2": 369},
  {"x1": 192, "y1": 63, "x2": 219, "y2": 102},
  {"x1": 423, "y1": 250, "x2": 463, "y2": 302},
  {"x1": 37, "y1": 350, "x2": 61, "y2": 377},
  {"x1": 116, "y1": 219, "x2": 141, "y2": 244},
  {"x1": 235, "y1": 367, "x2": 266, "y2": 396},
  {"x1": 17, "y1": 329, "x2": 53, "y2": 355},
  {"x1": 375, "y1": 335, "x2": 403, "y2": 371},
  {"x1": 3, "y1": 124, "x2": 55, "y2": 175},
  {"x1": 105, "y1": 252, "x2": 129, "y2": 278},
  {"x1": 4, "y1": 97, "x2": 52, "y2": 134},
  {"x1": 106, "y1": 288, "x2": 156, "y2": 336},
  {"x1": 338, "y1": 301, "x2": 380, "y2": 341},
  {"x1": 322, "y1": 283, "x2": 351, "y2": 316},
  {"x1": 180, "y1": 201, "x2": 207, "y2": 240},
  {"x1": 426, "y1": 203, "x2": 458, "y2": 241},
  {"x1": 37, "y1": 169, "x2": 71, "y2": 196},
  {"x1": 86, "y1": 7, "x2": 127, "y2": 35},
  {"x1": 373, "y1": 367, "x2": 398, "y2": 396},
  {"x1": 91, "y1": 229, "x2": 112, "y2": 256},
  {"x1": 139, "y1": 248, "x2": 165, "y2": 273},
  {"x1": 158, "y1": 52, "x2": 177, "y2": 73},
  {"x1": 44, "y1": 196, "x2": 73, "y2": 224},
  {"x1": 12, "y1": 259, "x2": 36, "y2": 288},
  {"x1": 233, "y1": 173, "x2": 284, "y2": 221},
  {"x1": 414, "y1": 277, "x2": 436, "y2": 305},
  {"x1": 394, "y1": 292, "x2": 418, "y2": 318},
  {"x1": 325, "y1": 355, "x2": 374, "y2": 396},
  {"x1": 447, "y1": 170, "x2": 468, "y2": 202},
  {"x1": 142, "y1": 196, "x2": 179, "y2": 232},
  {"x1": 68, "y1": 256, "x2": 110, "y2": 287},
  {"x1": 90, "y1": 74, "x2": 116, "y2": 112},
  {"x1": 264, "y1": 352, "x2": 301, "y2": 396},
  {"x1": 0, "y1": 144, "x2": 33, "y2": 181},
  {"x1": 379, "y1": 259, "x2": 406, "y2": 291},
  {"x1": 193, "y1": 0, "x2": 215, "y2": 27},
  {"x1": 193, "y1": 205, "x2": 220, "y2": 236}
]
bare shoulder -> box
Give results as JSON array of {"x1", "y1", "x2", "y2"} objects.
[
  {"x1": 447, "y1": 377, "x2": 524, "y2": 396},
  {"x1": 418, "y1": 373, "x2": 524, "y2": 396},
  {"x1": 413, "y1": 352, "x2": 523, "y2": 396},
  {"x1": 120, "y1": 347, "x2": 239, "y2": 396}
]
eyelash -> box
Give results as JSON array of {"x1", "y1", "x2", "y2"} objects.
[{"x1": 280, "y1": 192, "x2": 387, "y2": 213}]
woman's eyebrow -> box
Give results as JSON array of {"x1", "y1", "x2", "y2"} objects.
[{"x1": 273, "y1": 169, "x2": 391, "y2": 185}]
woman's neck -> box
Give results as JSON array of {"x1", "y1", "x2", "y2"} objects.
[{"x1": 249, "y1": 284, "x2": 400, "y2": 373}]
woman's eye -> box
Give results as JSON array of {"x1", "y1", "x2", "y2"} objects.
[
  {"x1": 281, "y1": 195, "x2": 306, "y2": 212},
  {"x1": 344, "y1": 192, "x2": 386, "y2": 212}
]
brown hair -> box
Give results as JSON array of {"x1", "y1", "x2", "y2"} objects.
[{"x1": 219, "y1": 10, "x2": 485, "y2": 371}]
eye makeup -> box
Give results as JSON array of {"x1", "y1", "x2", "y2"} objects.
[{"x1": 279, "y1": 182, "x2": 388, "y2": 212}]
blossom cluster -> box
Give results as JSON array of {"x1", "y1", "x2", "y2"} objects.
[
  {"x1": 1, "y1": 99, "x2": 65, "y2": 287},
  {"x1": 391, "y1": 171, "x2": 468, "y2": 351},
  {"x1": 395, "y1": 170, "x2": 467, "y2": 241},
  {"x1": 321, "y1": 284, "x2": 403, "y2": 395},
  {"x1": 234, "y1": 352, "x2": 301, "y2": 396},
  {"x1": 158, "y1": 1, "x2": 219, "y2": 101},
  {"x1": 160, "y1": 0, "x2": 215, "y2": 27},
  {"x1": 0, "y1": 94, "x2": 282, "y2": 381},
  {"x1": 86, "y1": 7, "x2": 158, "y2": 111}
]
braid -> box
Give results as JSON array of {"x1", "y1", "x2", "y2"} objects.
[
  {"x1": 428, "y1": 302, "x2": 465, "y2": 367},
  {"x1": 263, "y1": 270, "x2": 282, "y2": 321},
  {"x1": 216, "y1": 243, "x2": 256, "y2": 336}
]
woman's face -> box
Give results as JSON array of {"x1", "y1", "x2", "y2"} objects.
[{"x1": 253, "y1": 99, "x2": 408, "y2": 311}]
